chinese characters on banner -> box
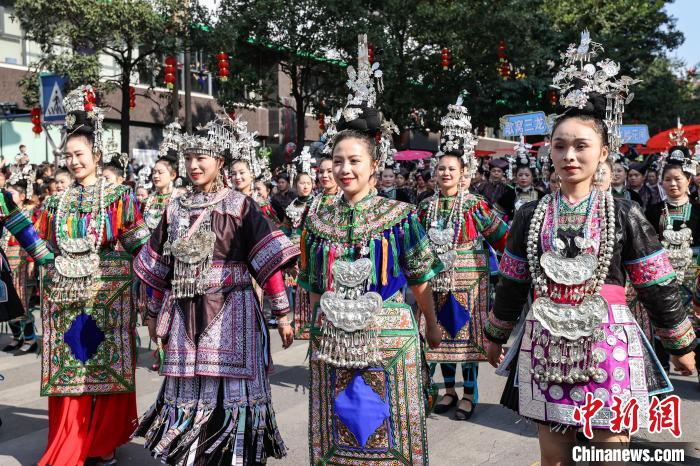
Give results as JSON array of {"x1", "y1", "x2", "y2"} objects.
[
  {"x1": 500, "y1": 112, "x2": 554, "y2": 137},
  {"x1": 619, "y1": 125, "x2": 650, "y2": 145},
  {"x1": 573, "y1": 394, "x2": 681, "y2": 439}
]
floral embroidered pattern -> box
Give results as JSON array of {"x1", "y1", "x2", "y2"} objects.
[
  {"x1": 624, "y1": 250, "x2": 676, "y2": 288},
  {"x1": 656, "y1": 318, "x2": 696, "y2": 351},
  {"x1": 484, "y1": 310, "x2": 516, "y2": 343},
  {"x1": 499, "y1": 249, "x2": 530, "y2": 283}
]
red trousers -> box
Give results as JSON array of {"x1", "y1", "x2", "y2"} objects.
[{"x1": 38, "y1": 392, "x2": 137, "y2": 466}]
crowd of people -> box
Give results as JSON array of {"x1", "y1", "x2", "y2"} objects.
[{"x1": 0, "y1": 32, "x2": 697, "y2": 466}]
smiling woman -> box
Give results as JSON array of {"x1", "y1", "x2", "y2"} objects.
[{"x1": 299, "y1": 36, "x2": 443, "y2": 465}]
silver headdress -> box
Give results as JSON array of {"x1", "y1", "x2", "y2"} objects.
[
  {"x1": 436, "y1": 95, "x2": 479, "y2": 177},
  {"x1": 662, "y1": 121, "x2": 697, "y2": 176},
  {"x1": 228, "y1": 113, "x2": 269, "y2": 182},
  {"x1": 294, "y1": 146, "x2": 316, "y2": 176},
  {"x1": 321, "y1": 111, "x2": 341, "y2": 155},
  {"x1": 136, "y1": 165, "x2": 153, "y2": 190},
  {"x1": 509, "y1": 134, "x2": 537, "y2": 180},
  {"x1": 551, "y1": 30, "x2": 640, "y2": 153},
  {"x1": 181, "y1": 115, "x2": 236, "y2": 157},
  {"x1": 7, "y1": 158, "x2": 36, "y2": 198},
  {"x1": 378, "y1": 119, "x2": 399, "y2": 173},
  {"x1": 62, "y1": 85, "x2": 106, "y2": 156},
  {"x1": 342, "y1": 34, "x2": 383, "y2": 123}
]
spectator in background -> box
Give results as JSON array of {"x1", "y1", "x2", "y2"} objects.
[
  {"x1": 271, "y1": 173, "x2": 296, "y2": 220},
  {"x1": 103, "y1": 161, "x2": 126, "y2": 185},
  {"x1": 414, "y1": 169, "x2": 434, "y2": 204},
  {"x1": 54, "y1": 168, "x2": 72, "y2": 193}
]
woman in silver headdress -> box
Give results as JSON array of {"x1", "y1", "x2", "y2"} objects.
[
  {"x1": 133, "y1": 116, "x2": 299, "y2": 465},
  {"x1": 485, "y1": 33, "x2": 696, "y2": 464}
]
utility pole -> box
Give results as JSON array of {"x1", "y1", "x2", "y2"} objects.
[{"x1": 183, "y1": 0, "x2": 192, "y2": 134}]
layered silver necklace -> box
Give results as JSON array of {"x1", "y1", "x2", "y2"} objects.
[
  {"x1": 661, "y1": 199, "x2": 693, "y2": 283},
  {"x1": 163, "y1": 187, "x2": 226, "y2": 298},
  {"x1": 52, "y1": 179, "x2": 106, "y2": 304},
  {"x1": 526, "y1": 189, "x2": 616, "y2": 387},
  {"x1": 317, "y1": 192, "x2": 383, "y2": 369},
  {"x1": 426, "y1": 188, "x2": 465, "y2": 292}
]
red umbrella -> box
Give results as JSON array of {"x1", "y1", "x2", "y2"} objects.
[
  {"x1": 645, "y1": 124, "x2": 700, "y2": 151},
  {"x1": 394, "y1": 150, "x2": 432, "y2": 161}
]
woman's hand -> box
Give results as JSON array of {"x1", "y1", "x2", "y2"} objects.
[
  {"x1": 486, "y1": 340, "x2": 505, "y2": 368},
  {"x1": 278, "y1": 318, "x2": 294, "y2": 349},
  {"x1": 425, "y1": 322, "x2": 442, "y2": 349},
  {"x1": 670, "y1": 352, "x2": 696, "y2": 376}
]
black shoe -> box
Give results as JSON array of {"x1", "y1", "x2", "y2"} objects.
[
  {"x1": 454, "y1": 397, "x2": 476, "y2": 421},
  {"x1": 433, "y1": 393, "x2": 458, "y2": 414},
  {"x1": 12, "y1": 341, "x2": 37, "y2": 356},
  {"x1": 268, "y1": 319, "x2": 278, "y2": 328},
  {"x1": 2, "y1": 340, "x2": 22, "y2": 352}
]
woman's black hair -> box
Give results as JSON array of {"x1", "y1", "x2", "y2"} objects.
[
  {"x1": 551, "y1": 80, "x2": 609, "y2": 145},
  {"x1": 515, "y1": 165, "x2": 534, "y2": 176},
  {"x1": 437, "y1": 152, "x2": 465, "y2": 168},
  {"x1": 65, "y1": 111, "x2": 97, "y2": 148},
  {"x1": 330, "y1": 129, "x2": 377, "y2": 158},
  {"x1": 295, "y1": 171, "x2": 314, "y2": 187},
  {"x1": 156, "y1": 152, "x2": 179, "y2": 176}
]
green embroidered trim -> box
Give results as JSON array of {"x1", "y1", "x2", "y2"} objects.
[{"x1": 43, "y1": 183, "x2": 129, "y2": 212}]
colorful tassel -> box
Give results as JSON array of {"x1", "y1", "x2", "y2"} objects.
[
  {"x1": 369, "y1": 239, "x2": 376, "y2": 285},
  {"x1": 390, "y1": 231, "x2": 400, "y2": 277},
  {"x1": 381, "y1": 236, "x2": 388, "y2": 286},
  {"x1": 300, "y1": 230, "x2": 308, "y2": 269}
]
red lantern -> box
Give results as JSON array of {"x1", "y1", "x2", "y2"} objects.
[
  {"x1": 548, "y1": 89, "x2": 558, "y2": 106},
  {"x1": 217, "y1": 52, "x2": 230, "y2": 82},
  {"x1": 228, "y1": 110, "x2": 236, "y2": 120},
  {"x1": 31, "y1": 107, "x2": 42, "y2": 135},
  {"x1": 441, "y1": 47, "x2": 450, "y2": 71},
  {"x1": 318, "y1": 113, "x2": 325, "y2": 131},
  {"x1": 368, "y1": 44, "x2": 374, "y2": 65},
  {"x1": 498, "y1": 40, "x2": 507, "y2": 59},
  {"x1": 129, "y1": 86, "x2": 136, "y2": 110},
  {"x1": 164, "y1": 55, "x2": 177, "y2": 89}
]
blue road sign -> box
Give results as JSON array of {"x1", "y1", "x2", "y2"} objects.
[
  {"x1": 620, "y1": 125, "x2": 650, "y2": 145},
  {"x1": 39, "y1": 74, "x2": 67, "y2": 123},
  {"x1": 500, "y1": 111, "x2": 552, "y2": 137}
]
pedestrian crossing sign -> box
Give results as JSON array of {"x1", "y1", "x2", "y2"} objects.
[{"x1": 39, "y1": 74, "x2": 67, "y2": 123}]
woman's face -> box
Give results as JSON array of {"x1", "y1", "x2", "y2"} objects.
[
  {"x1": 627, "y1": 169, "x2": 644, "y2": 189},
  {"x1": 64, "y1": 136, "x2": 99, "y2": 182},
  {"x1": 231, "y1": 161, "x2": 253, "y2": 193},
  {"x1": 135, "y1": 187, "x2": 149, "y2": 203},
  {"x1": 646, "y1": 170, "x2": 658, "y2": 186},
  {"x1": 612, "y1": 164, "x2": 626, "y2": 186},
  {"x1": 318, "y1": 159, "x2": 336, "y2": 192},
  {"x1": 516, "y1": 167, "x2": 533, "y2": 188},
  {"x1": 103, "y1": 169, "x2": 121, "y2": 185},
  {"x1": 436, "y1": 155, "x2": 462, "y2": 192},
  {"x1": 415, "y1": 174, "x2": 426, "y2": 190},
  {"x1": 296, "y1": 173, "x2": 314, "y2": 197},
  {"x1": 254, "y1": 180, "x2": 269, "y2": 199},
  {"x1": 380, "y1": 168, "x2": 396, "y2": 188},
  {"x1": 396, "y1": 173, "x2": 406, "y2": 187},
  {"x1": 550, "y1": 118, "x2": 608, "y2": 189},
  {"x1": 55, "y1": 172, "x2": 71, "y2": 192},
  {"x1": 332, "y1": 138, "x2": 375, "y2": 200},
  {"x1": 662, "y1": 167, "x2": 690, "y2": 200},
  {"x1": 185, "y1": 152, "x2": 223, "y2": 191},
  {"x1": 153, "y1": 161, "x2": 176, "y2": 191}
]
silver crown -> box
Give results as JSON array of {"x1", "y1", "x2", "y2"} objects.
[
  {"x1": 343, "y1": 34, "x2": 383, "y2": 114},
  {"x1": 436, "y1": 95, "x2": 478, "y2": 176},
  {"x1": 62, "y1": 84, "x2": 106, "y2": 156},
  {"x1": 551, "y1": 31, "x2": 640, "y2": 153}
]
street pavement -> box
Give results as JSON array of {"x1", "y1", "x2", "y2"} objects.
[{"x1": 0, "y1": 313, "x2": 698, "y2": 465}]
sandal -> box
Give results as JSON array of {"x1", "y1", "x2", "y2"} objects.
[
  {"x1": 433, "y1": 393, "x2": 458, "y2": 414},
  {"x1": 454, "y1": 396, "x2": 476, "y2": 421},
  {"x1": 150, "y1": 350, "x2": 161, "y2": 372}
]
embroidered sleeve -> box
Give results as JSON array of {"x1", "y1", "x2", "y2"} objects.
[
  {"x1": 622, "y1": 200, "x2": 695, "y2": 355},
  {"x1": 484, "y1": 311, "x2": 517, "y2": 344},
  {"x1": 263, "y1": 270, "x2": 290, "y2": 316},
  {"x1": 116, "y1": 189, "x2": 150, "y2": 254},
  {"x1": 473, "y1": 199, "x2": 508, "y2": 252},
  {"x1": 0, "y1": 192, "x2": 52, "y2": 264},
  {"x1": 133, "y1": 208, "x2": 172, "y2": 293},
  {"x1": 623, "y1": 250, "x2": 675, "y2": 288},
  {"x1": 499, "y1": 249, "x2": 530, "y2": 283},
  {"x1": 400, "y1": 213, "x2": 443, "y2": 285},
  {"x1": 145, "y1": 286, "x2": 165, "y2": 319},
  {"x1": 245, "y1": 199, "x2": 300, "y2": 285}
]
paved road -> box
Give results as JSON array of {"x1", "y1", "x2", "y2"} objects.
[{"x1": 0, "y1": 316, "x2": 698, "y2": 465}]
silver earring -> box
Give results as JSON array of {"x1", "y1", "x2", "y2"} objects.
[{"x1": 594, "y1": 163, "x2": 604, "y2": 185}]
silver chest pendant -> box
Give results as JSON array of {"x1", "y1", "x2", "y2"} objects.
[
  {"x1": 317, "y1": 258, "x2": 383, "y2": 368},
  {"x1": 662, "y1": 223, "x2": 693, "y2": 283}
]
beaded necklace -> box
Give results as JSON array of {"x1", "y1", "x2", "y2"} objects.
[
  {"x1": 525, "y1": 189, "x2": 616, "y2": 388},
  {"x1": 661, "y1": 199, "x2": 693, "y2": 282},
  {"x1": 52, "y1": 178, "x2": 106, "y2": 303},
  {"x1": 425, "y1": 187, "x2": 465, "y2": 292}
]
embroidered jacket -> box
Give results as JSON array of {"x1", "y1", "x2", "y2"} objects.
[
  {"x1": 134, "y1": 188, "x2": 299, "y2": 378},
  {"x1": 486, "y1": 198, "x2": 696, "y2": 356},
  {"x1": 298, "y1": 191, "x2": 442, "y2": 300}
]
